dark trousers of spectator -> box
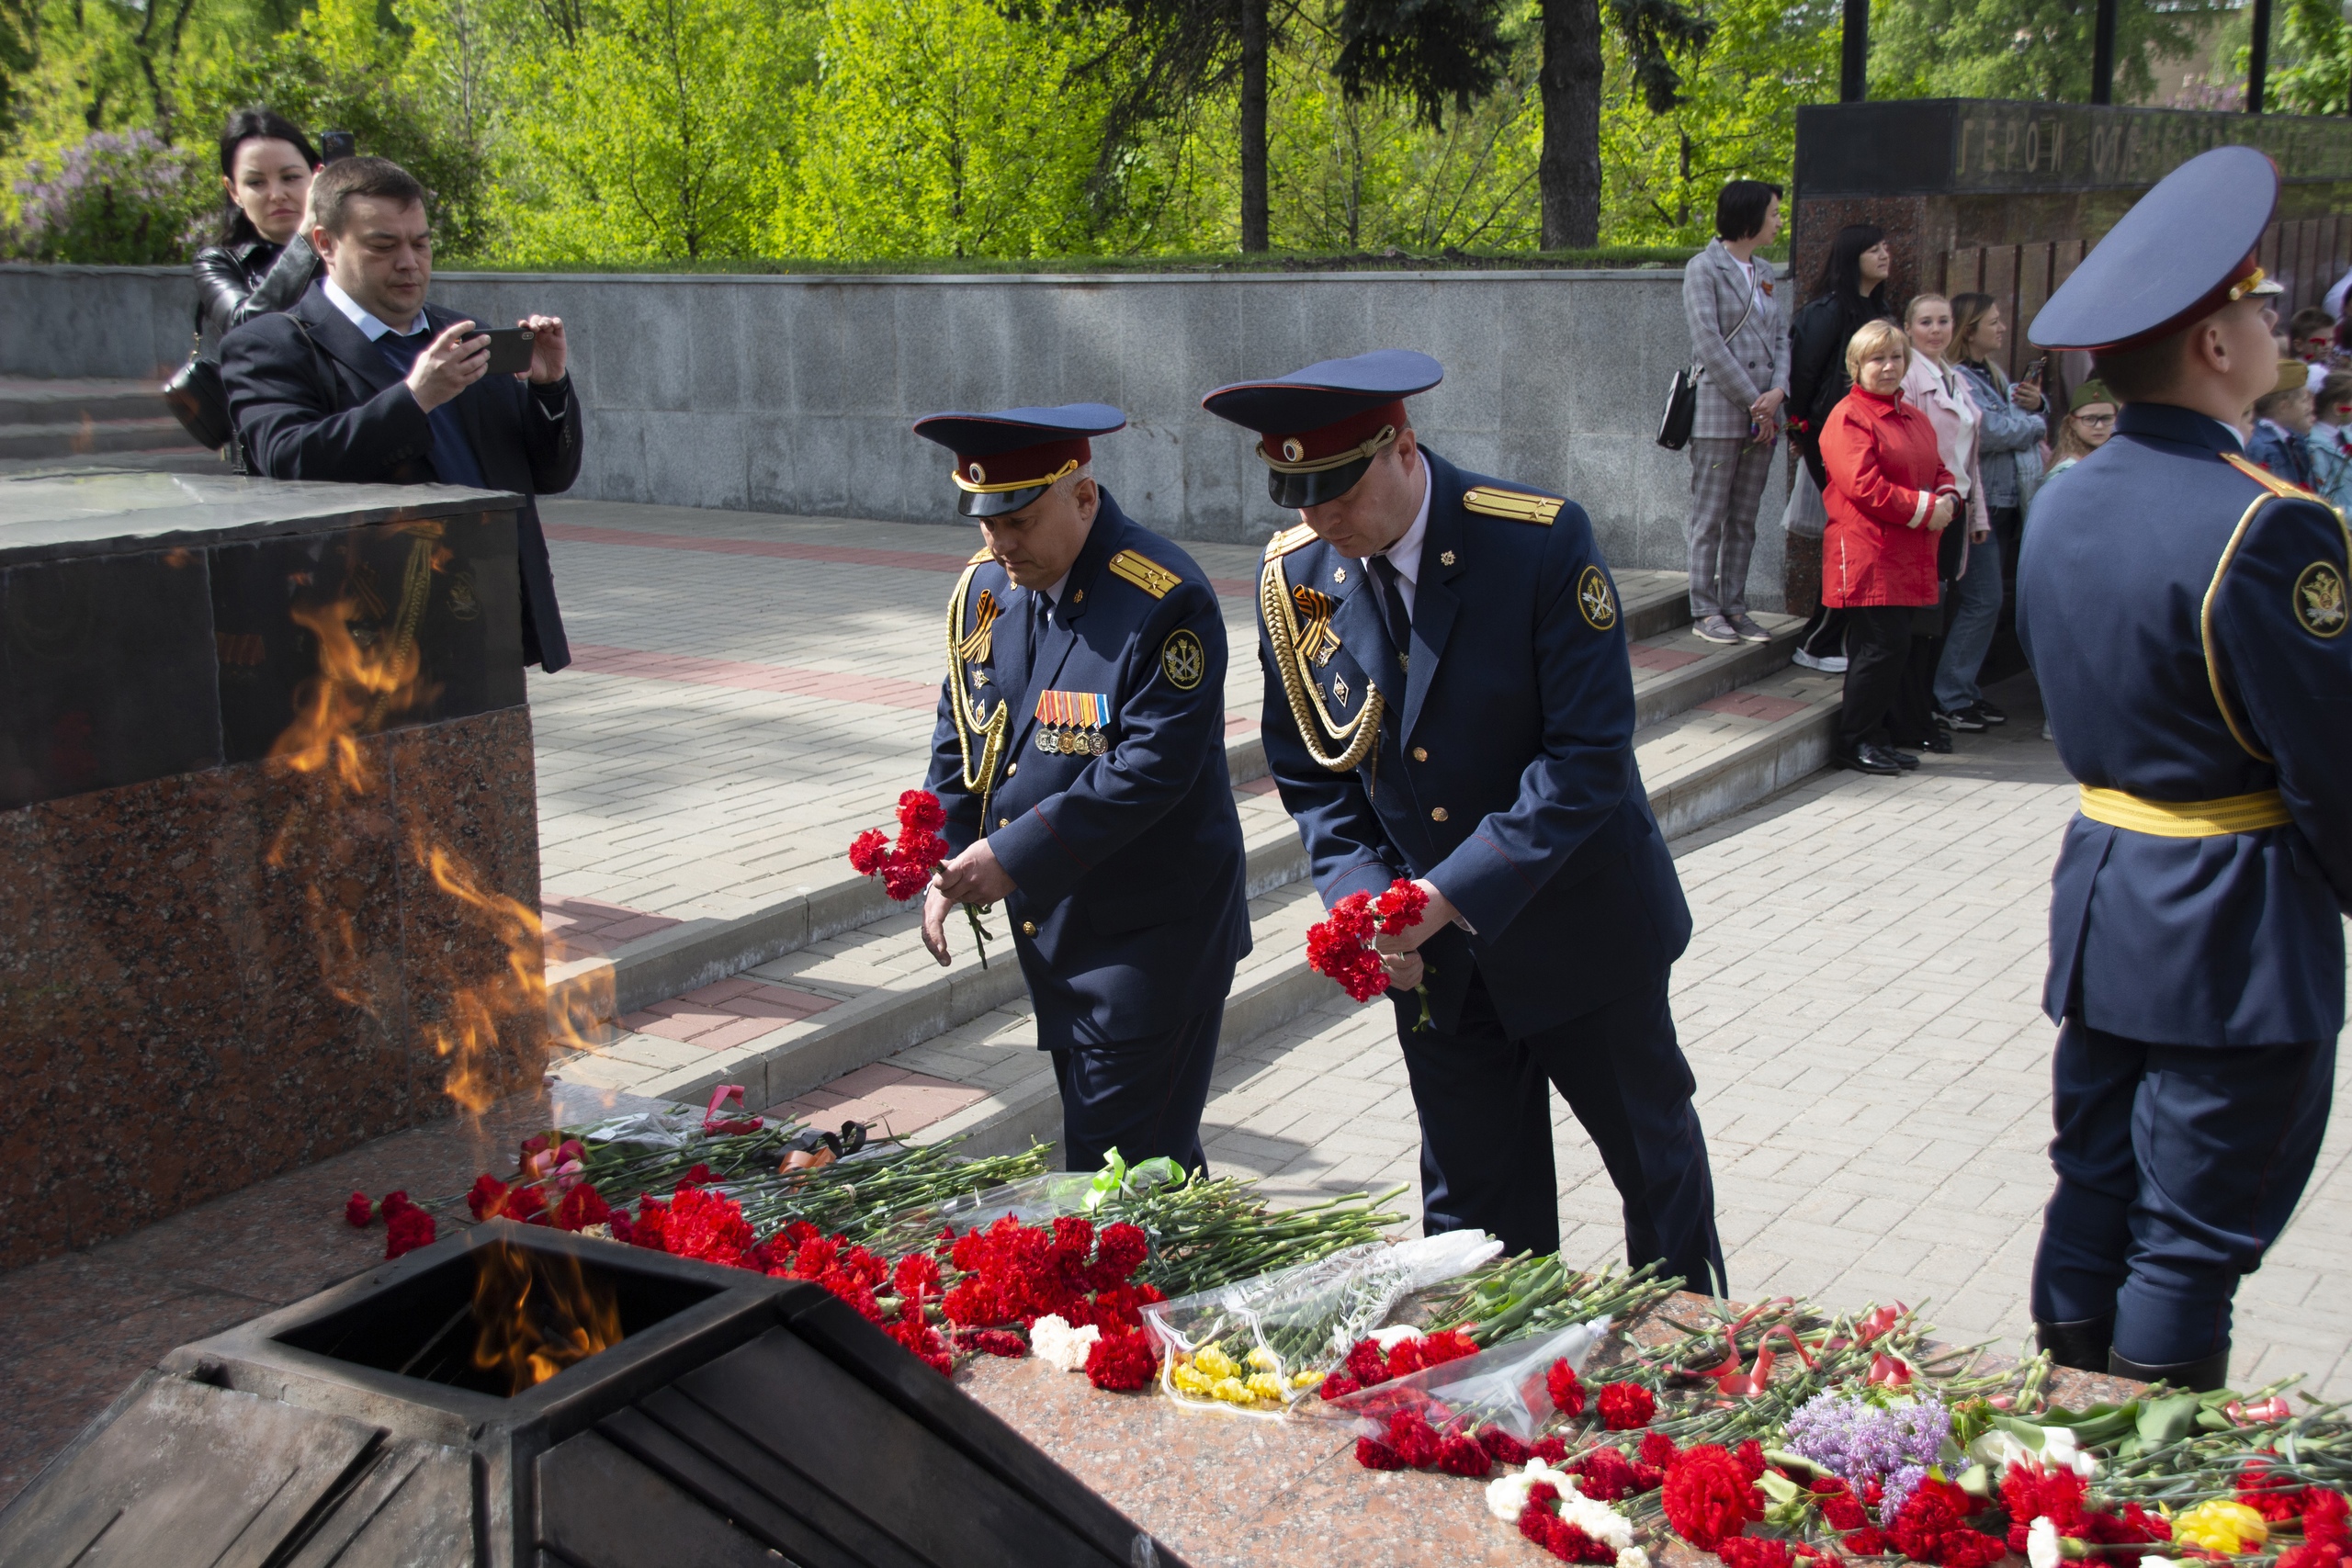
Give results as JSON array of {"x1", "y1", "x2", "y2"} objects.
[
  {"x1": 1835, "y1": 605, "x2": 1917, "y2": 751},
  {"x1": 1784, "y1": 530, "x2": 1849, "y2": 666},
  {"x1": 1892, "y1": 631, "x2": 1942, "y2": 745},
  {"x1": 1981, "y1": 503, "x2": 2030, "y2": 686}
]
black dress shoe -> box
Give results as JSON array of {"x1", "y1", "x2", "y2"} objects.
[
  {"x1": 1889, "y1": 748, "x2": 1919, "y2": 770},
  {"x1": 2109, "y1": 1346, "x2": 2231, "y2": 1393},
  {"x1": 1922, "y1": 728, "x2": 1954, "y2": 754},
  {"x1": 2036, "y1": 1314, "x2": 2114, "y2": 1372},
  {"x1": 1975, "y1": 700, "x2": 2008, "y2": 725},
  {"x1": 1838, "y1": 742, "x2": 1906, "y2": 775}
]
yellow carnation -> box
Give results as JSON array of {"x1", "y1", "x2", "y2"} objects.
[
  {"x1": 2174, "y1": 1501, "x2": 2268, "y2": 1554},
  {"x1": 1246, "y1": 1346, "x2": 1279, "y2": 1371},
  {"x1": 1195, "y1": 1347, "x2": 1238, "y2": 1380},
  {"x1": 1246, "y1": 1372, "x2": 1285, "y2": 1401}
]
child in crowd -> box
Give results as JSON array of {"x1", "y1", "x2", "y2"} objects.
[
  {"x1": 2290, "y1": 306, "x2": 2339, "y2": 368},
  {"x1": 2307, "y1": 370, "x2": 2352, "y2": 510},
  {"x1": 2247, "y1": 361, "x2": 2319, "y2": 490}
]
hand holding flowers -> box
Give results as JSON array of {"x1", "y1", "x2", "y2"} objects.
[
  {"x1": 848, "y1": 789, "x2": 994, "y2": 967},
  {"x1": 1306, "y1": 878, "x2": 1438, "y2": 1027}
]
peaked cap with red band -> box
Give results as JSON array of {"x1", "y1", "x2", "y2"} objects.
[
  {"x1": 911, "y1": 402, "x2": 1126, "y2": 518},
  {"x1": 2030, "y1": 144, "x2": 2283, "y2": 355},
  {"x1": 1201, "y1": 349, "x2": 1443, "y2": 507}
]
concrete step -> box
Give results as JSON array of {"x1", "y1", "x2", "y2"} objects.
[
  {"x1": 1629, "y1": 613, "x2": 1803, "y2": 729},
  {"x1": 0, "y1": 417, "x2": 203, "y2": 461},
  {"x1": 0, "y1": 377, "x2": 172, "y2": 427},
  {"x1": 1613, "y1": 568, "x2": 1695, "y2": 642}
]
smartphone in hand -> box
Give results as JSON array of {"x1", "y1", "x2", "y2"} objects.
[
  {"x1": 464, "y1": 325, "x2": 537, "y2": 377},
  {"x1": 320, "y1": 130, "x2": 356, "y2": 164}
]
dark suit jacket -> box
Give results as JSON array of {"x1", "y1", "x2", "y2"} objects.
[
  {"x1": 1257, "y1": 450, "x2": 1692, "y2": 1039},
  {"x1": 220, "y1": 283, "x2": 582, "y2": 671}
]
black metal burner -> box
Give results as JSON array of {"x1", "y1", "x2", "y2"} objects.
[{"x1": 0, "y1": 1222, "x2": 1180, "y2": 1568}]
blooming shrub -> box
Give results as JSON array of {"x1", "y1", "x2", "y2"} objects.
[{"x1": 6, "y1": 132, "x2": 207, "y2": 264}]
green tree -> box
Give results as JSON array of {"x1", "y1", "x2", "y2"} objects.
[
  {"x1": 771, "y1": 0, "x2": 1119, "y2": 258},
  {"x1": 503, "y1": 0, "x2": 808, "y2": 260},
  {"x1": 1869, "y1": 0, "x2": 2206, "y2": 101},
  {"x1": 2267, "y1": 0, "x2": 2347, "y2": 115}
]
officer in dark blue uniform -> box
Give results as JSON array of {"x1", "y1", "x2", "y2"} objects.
[
  {"x1": 2019, "y1": 145, "x2": 2352, "y2": 1390},
  {"x1": 913, "y1": 404, "x2": 1251, "y2": 1175},
  {"x1": 1205, "y1": 351, "x2": 1725, "y2": 1287}
]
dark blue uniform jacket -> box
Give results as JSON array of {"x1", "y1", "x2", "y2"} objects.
[
  {"x1": 2018, "y1": 402, "x2": 2352, "y2": 1046},
  {"x1": 1258, "y1": 450, "x2": 1692, "y2": 1039},
  {"x1": 925, "y1": 495, "x2": 1250, "y2": 1048}
]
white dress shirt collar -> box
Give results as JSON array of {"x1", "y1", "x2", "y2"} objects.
[
  {"x1": 322, "y1": 276, "x2": 423, "y2": 341},
  {"x1": 1360, "y1": 460, "x2": 1433, "y2": 615}
]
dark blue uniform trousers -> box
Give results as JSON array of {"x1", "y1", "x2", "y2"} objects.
[
  {"x1": 1050, "y1": 1005, "x2": 1223, "y2": 1176},
  {"x1": 1396, "y1": 968, "x2": 1726, "y2": 1293},
  {"x1": 2032, "y1": 1019, "x2": 2335, "y2": 1366}
]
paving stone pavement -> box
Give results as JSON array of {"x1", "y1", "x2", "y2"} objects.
[{"x1": 1191, "y1": 674, "x2": 2352, "y2": 1402}]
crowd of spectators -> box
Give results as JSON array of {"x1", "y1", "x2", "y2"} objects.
[{"x1": 1683, "y1": 186, "x2": 2352, "y2": 780}]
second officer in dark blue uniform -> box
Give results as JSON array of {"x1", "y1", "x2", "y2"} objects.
[
  {"x1": 914, "y1": 404, "x2": 1250, "y2": 1175},
  {"x1": 2020, "y1": 145, "x2": 2352, "y2": 1389},
  {"x1": 1206, "y1": 351, "x2": 1725, "y2": 1287}
]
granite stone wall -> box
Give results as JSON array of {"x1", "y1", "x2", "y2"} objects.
[{"x1": 0, "y1": 263, "x2": 1789, "y2": 604}]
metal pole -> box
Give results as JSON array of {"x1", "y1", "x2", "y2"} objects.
[
  {"x1": 1841, "y1": 0, "x2": 1869, "y2": 101},
  {"x1": 2090, "y1": 0, "x2": 2117, "y2": 105},
  {"x1": 2247, "y1": 0, "x2": 2273, "y2": 112}
]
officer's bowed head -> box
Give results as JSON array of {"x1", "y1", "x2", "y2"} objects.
[
  {"x1": 912, "y1": 403, "x2": 1127, "y2": 518},
  {"x1": 1202, "y1": 349, "x2": 1443, "y2": 508},
  {"x1": 2030, "y1": 145, "x2": 2284, "y2": 408}
]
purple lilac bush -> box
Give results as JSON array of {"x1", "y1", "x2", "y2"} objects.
[{"x1": 7, "y1": 131, "x2": 205, "y2": 264}]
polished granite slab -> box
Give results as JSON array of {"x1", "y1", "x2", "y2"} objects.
[{"x1": 0, "y1": 470, "x2": 519, "y2": 562}]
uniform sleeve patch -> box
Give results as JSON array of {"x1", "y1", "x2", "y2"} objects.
[
  {"x1": 2295, "y1": 560, "x2": 2347, "y2": 637},
  {"x1": 1463, "y1": 486, "x2": 1565, "y2": 525},
  {"x1": 1160, "y1": 628, "x2": 1206, "y2": 689},
  {"x1": 1108, "y1": 549, "x2": 1182, "y2": 599},
  {"x1": 1577, "y1": 564, "x2": 1618, "y2": 631}
]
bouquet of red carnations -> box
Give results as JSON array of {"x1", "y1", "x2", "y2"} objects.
[
  {"x1": 1305, "y1": 877, "x2": 1432, "y2": 1026},
  {"x1": 849, "y1": 789, "x2": 992, "y2": 965}
]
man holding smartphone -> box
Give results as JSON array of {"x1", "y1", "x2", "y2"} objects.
[{"x1": 221, "y1": 155, "x2": 583, "y2": 672}]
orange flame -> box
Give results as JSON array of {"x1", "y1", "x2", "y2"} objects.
[
  {"x1": 422, "y1": 841, "x2": 575, "y2": 1113},
  {"x1": 470, "y1": 1241, "x2": 622, "y2": 1394}
]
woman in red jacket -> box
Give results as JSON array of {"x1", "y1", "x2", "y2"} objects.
[{"x1": 1819, "y1": 319, "x2": 1960, "y2": 775}]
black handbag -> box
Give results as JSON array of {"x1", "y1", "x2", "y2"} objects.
[
  {"x1": 1657, "y1": 269, "x2": 1758, "y2": 452},
  {"x1": 161, "y1": 333, "x2": 232, "y2": 450}
]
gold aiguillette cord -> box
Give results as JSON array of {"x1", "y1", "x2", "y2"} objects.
[{"x1": 1260, "y1": 554, "x2": 1382, "y2": 795}]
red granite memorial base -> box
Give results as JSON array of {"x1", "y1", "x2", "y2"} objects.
[{"x1": 0, "y1": 706, "x2": 544, "y2": 1269}]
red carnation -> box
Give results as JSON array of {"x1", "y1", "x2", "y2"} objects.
[
  {"x1": 1640, "y1": 1430, "x2": 1680, "y2": 1469},
  {"x1": 898, "y1": 789, "x2": 948, "y2": 833},
  {"x1": 884, "y1": 1315, "x2": 954, "y2": 1375},
  {"x1": 1662, "y1": 1443, "x2": 1765, "y2": 1551},
  {"x1": 1357, "y1": 1437, "x2": 1408, "y2": 1470},
  {"x1": 1479, "y1": 1427, "x2": 1532, "y2": 1466},
  {"x1": 1815, "y1": 1480, "x2": 1869, "y2": 1532},
  {"x1": 1385, "y1": 1409, "x2": 1442, "y2": 1469},
  {"x1": 1532, "y1": 1435, "x2": 1569, "y2": 1464},
  {"x1": 1374, "y1": 877, "x2": 1430, "y2": 935},
  {"x1": 1096, "y1": 1222, "x2": 1149, "y2": 1277},
  {"x1": 1891, "y1": 1477, "x2": 2006, "y2": 1568},
  {"x1": 956, "y1": 1328, "x2": 1027, "y2": 1357},
  {"x1": 1547, "y1": 1358, "x2": 1588, "y2": 1416},
  {"x1": 1345, "y1": 1338, "x2": 1391, "y2": 1387},
  {"x1": 1718, "y1": 1539, "x2": 1799, "y2": 1568},
  {"x1": 1387, "y1": 1337, "x2": 1428, "y2": 1377},
  {"x1": 1575, "y1": 1446, "x2": 1642, "y2": 1501},
  {"x1": 1437, "y1": 1431, "x2": 1493, "y2": 1477},
  {"x1": 1318, "y1": 1371, "x2": 1362, "y2": 1401},
  {"x1": 894, "y1": 1252, "x2": 943, "y2": 1300},
  {"x1": 1421, "y1": 1328, "x2": 1480, "y2": 1367},
  {"x1": 553, "y1": 1182, "x2": 611, "y2": 1232},
  {"x1": 1735, "y1": 1439, "x2": 1767, "y2": 1479},
  {"x1": 1843, "y1": 1529, "x2": 1890, "y2": 1555},
  {"x1": 1084, "y1": 1328, "x2": 1159, "y2": 1391},
  {"x1": 1598, "y1": 1381, "x2": 1657, "y2": 1430},
  {"x1": 1521, "y1": 1485, "x2": 1622, "y2": 1565},
  {"x1": 2308, "y1": 1491, "x2": 2352, "y2": 1548},
  {"x1": 848, "y1": 829, "x2": 890, "y2": 874},
  {"x1": 345, "y1": 1192, "x2": 373, "y2": 1228},
  {"x1": 379, "y1": 1190, "x2": 414, "y2": 1219},
  {"x1": 384, "y1": 1205, "x2": 435, "y2": 1258}
]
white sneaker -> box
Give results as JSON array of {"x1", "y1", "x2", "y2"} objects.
[{"x1": 1791, "y1": 648, "x2": 1848, "y2": 673}]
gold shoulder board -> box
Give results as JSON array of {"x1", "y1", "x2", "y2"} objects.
[
  {"x1": 1463, "y1": 486, "x2": 1565, "y2": 525},
  {"x1": 1264, "y1": 524, "x2": 1318, "y2": 558},
  {"x1": 967, "y1": 546, "x2": 994, "y2": 564},
  {"x1": 2222, "y1": 452, "x2": 2326, "y2": 506},
  {"x1": 1108, "y1": 548, "x2": 1182, "y2": 599}
]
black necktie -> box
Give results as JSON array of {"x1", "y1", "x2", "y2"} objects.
[{"x1": 1368, "y1": 556, "x2": 1412, "y2": 664}]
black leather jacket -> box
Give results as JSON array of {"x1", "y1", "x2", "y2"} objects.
[
  {"x1": 191, "y1": 231, "x2": 321, "y2": 358},
  {"x1": 1787, "y1": 289, "x2": 1889, "y2": 490}
]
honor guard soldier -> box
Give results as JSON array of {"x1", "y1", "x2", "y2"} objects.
[
  {"x1": 1207, "y1": 351, "x2": 1726, "y2": 1287},
  {"x1": 2019, "y1": 145, "x2": 2352, "y2": 1390},
  {"x1": 913, "y1": 404, "x2": 1250, "y2": 1175}
]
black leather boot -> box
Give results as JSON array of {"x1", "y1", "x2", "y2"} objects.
[
  {"x1": 2034, "y1": 1314, "x2": 2115, "y2": 1371},
  {"x1": 2109, "y1": 1346, "x2": 2232, "y2": 1392}
]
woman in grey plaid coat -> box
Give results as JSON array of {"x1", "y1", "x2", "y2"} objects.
[{"x1": 1680, "y1": 180, "x2": 1792, "y2": 644}]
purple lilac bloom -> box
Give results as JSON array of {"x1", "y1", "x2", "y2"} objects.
[{"x1": 1782, "y1": 1391, "x2": 1950, "y2": 1515}]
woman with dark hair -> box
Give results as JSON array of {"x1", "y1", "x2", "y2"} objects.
[
  {"x1": 1782, "y1": 223, "x2": 1894, "y2": 672},
  {"x1": 191, "y1": 107, "x2": 324, "y2": 359}
]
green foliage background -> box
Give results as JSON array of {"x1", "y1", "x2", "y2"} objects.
[{"x1": 0, "y1": 0, "x2": 2263, "y2": 265}]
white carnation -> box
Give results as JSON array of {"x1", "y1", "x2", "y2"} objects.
[
  {"x1": 1559, "y1": 1494, "x2": 1636, "y2": 1550},
  {"x1": 1368, "y1": 1324, "x2": 1428, "y2": 1350},
  {"x1": 1486, "y1": 1458, "x2": 1573, "y2": 1522},
  {"x1": 1029, "y1": 1314, "x2": 1101, "y2": 1373},
  {"x1": 1617, "y1": 1550, "x2": 1651, "y2": 1568}
]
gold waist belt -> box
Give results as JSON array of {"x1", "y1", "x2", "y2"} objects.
[{"x1": 2077, "y1": 784, "x2": 2293, "y2": 837}]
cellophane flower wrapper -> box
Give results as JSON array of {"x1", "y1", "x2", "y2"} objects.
[
  {"x1": 1145, "y1": 1232, "x2": 1504, "y2": 1417},
  {"x1": 863, "y1": 1156, "x2": 1186, "y2": 1257},
  {"x1": 1319, "y1": 1317, "x2": 1612, "y2": 1441}
]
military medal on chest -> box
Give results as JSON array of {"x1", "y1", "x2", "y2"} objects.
[{"x1": 1035, "y1": 690, "x2": 1112, "y2": 755}]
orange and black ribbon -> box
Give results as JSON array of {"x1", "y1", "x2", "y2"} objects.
[{"x1": 955, "y1": 589, "x2": 1001, "y2": 663}]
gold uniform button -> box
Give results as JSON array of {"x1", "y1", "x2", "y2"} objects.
[
  {"x1": 1430, "y1": 807, "x2": 1450, "y2": 822},
  {"x1": 1007, "y1": 761, "x2": 1018, "y2": 774},
  {"x1": 1412, "y1": 747, "x2": 1428, "y2": 762},
  {"x1": 1022, "y1": 920, "x2": 1038, "y2": 936},
  {"x1": 998, "y1": 817, "x2": 1010, "y2": 828}
]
